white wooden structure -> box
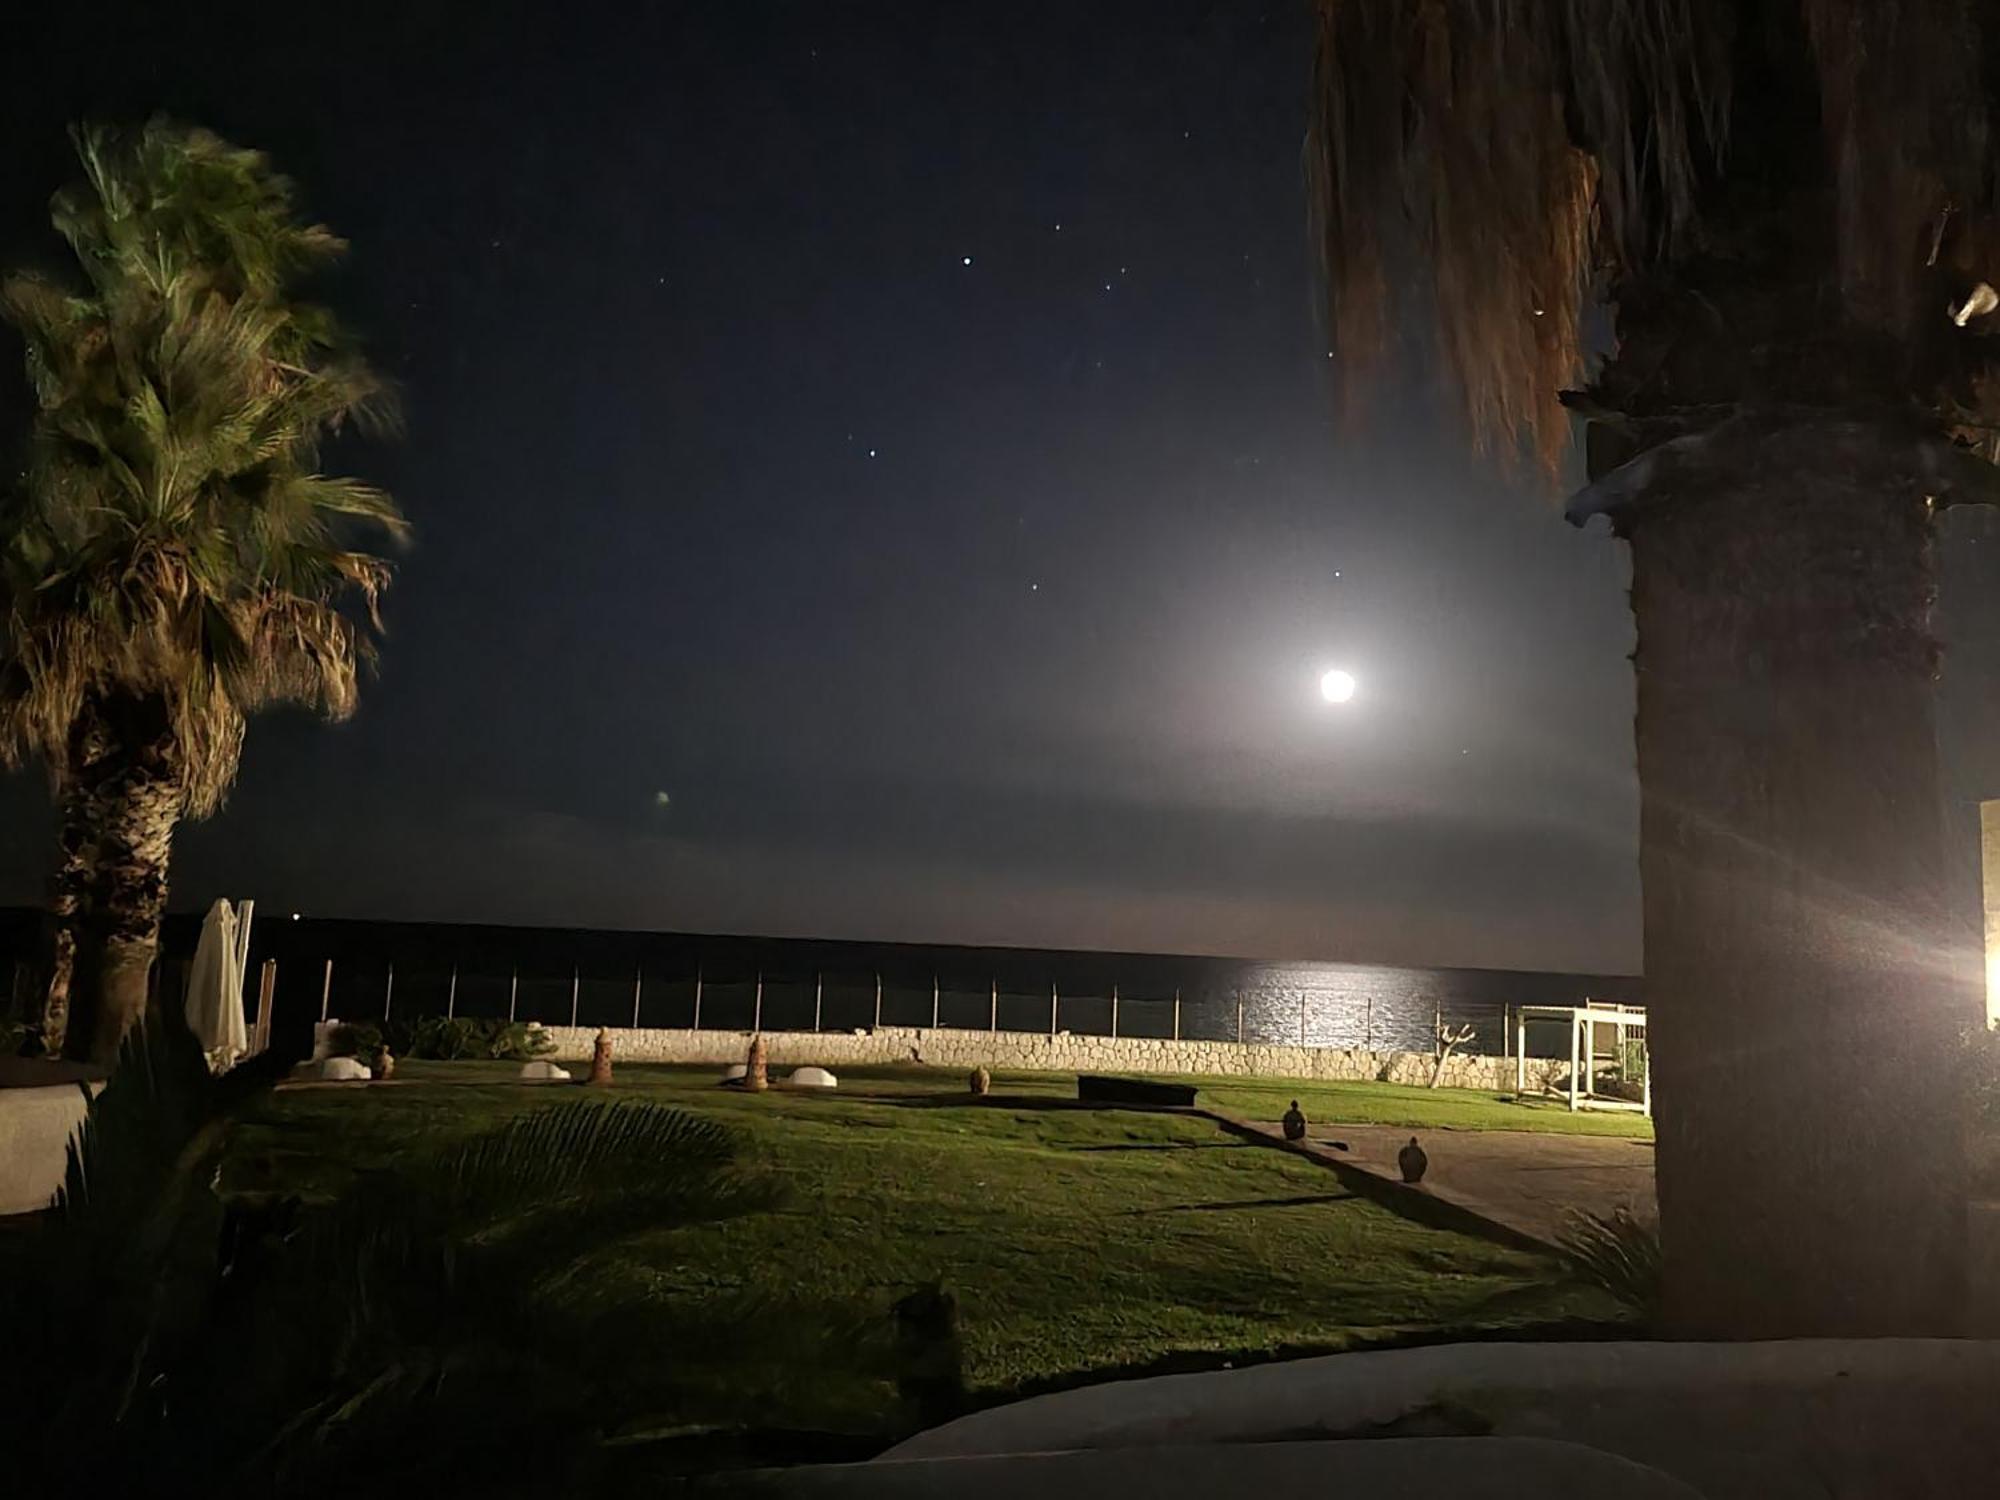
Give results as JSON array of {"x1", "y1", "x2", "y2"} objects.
[{"x1": 1515, "y1": 1001, "x2": 1651, "y2": 1116}]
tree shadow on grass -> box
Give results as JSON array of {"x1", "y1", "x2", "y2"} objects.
[
  {"x1": 1123, "y1": 1192, "x2": 1358, "y2": 1215},
  {"x1": 1064, "y1": 1140, "x2": 1248, "y2": 1153}
]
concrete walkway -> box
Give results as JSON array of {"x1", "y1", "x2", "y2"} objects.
[
  {"x1": 884, "y1": 1338, "x2": 2000, "y2": 1498},
  {"x1": 1252, "y1": 1119, "x2": 1656, "y2": 1247}
]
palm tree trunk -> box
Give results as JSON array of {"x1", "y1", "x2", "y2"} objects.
[
  {"x1": 30, "y1": 785, "x2": 93, "y2": 1055},
  {"x1": 62, "y1": 693, "x2": 184, "y2": 1067},
  {"x1": 1623, "y1": 418, "x2": 1975, "y2": 1336}
]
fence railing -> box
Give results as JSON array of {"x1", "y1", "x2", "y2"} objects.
[{"x1": 2, "y1": 947, "x2": 1615, "y2": 1062}]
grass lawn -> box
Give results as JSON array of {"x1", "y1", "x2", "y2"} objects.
[
  {"x1": 631, "y1": 1060, "x2": 1651, "y2": 1138},
  {"x1": 552, "y1": 1061, "x2": 1653, "y2": 1138},
  {"x1": 230, "y1": 1062, "x2": 1624, "y2": 1426}
]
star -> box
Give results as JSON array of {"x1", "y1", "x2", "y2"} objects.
[
  {"x1": 867, "y1": 448, "x2": 877, "y2": 458},
  {"x1": 1030, "y1": 582, "x2": 1039, "y2": 592},
  {"x1": 962, "y1": 255, "x2": 973, "y2": 266}
]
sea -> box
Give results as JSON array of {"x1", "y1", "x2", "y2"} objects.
[{"x1": 2, "y1": 909, "x2": 1640, "y2": 1056}]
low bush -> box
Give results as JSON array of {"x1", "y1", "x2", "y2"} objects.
[
  {"x1": 327, "y1": 1022, "x2": 387, "y2": 1072},
  {"x1": 1558, "y1": 1206, "x2": 1662, "y2": 1322},
  {"x1": 385, "y1": 1016, "x2": 557, "y2": 1062}
]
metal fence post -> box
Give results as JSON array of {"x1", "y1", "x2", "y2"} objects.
[
  {"x1": 753, "y1": 970, "x2": 763, "y2": 1032},
  {"x1": 1050, "y1": 981, "x2": 1058, "y2": 1036},
  {"x1": 1364, "y1": 995, "x2": 1373, "y2": 1051},
  {"x1": 383, "y1": 962, "x2": 395, "y2": 1021},
  {"x1": 1569, "y1": 1013, "x2": 1582, "y2": 1112},
  {"x1": 931, "y1": 974, "x2": 940, "y2": 1030},
  {"x1": 508, "y1": 966, "x2": 518, "y2": 1022},
  {"x1": 1110, "y1": 984, "x2": 1119, "y2": 1038},
  {"x1": 631, "y1": 964, "x2": 643, "y2": 1028},
  {"x1": 569, "y1": 964, "x2": 580, "y2": 1029},
  {"x1": 989, "y1": 979, "x2": 998, "y2": 1033},
  {"x1": 814, "y1": 971, "x2": 823, "y2": 1033},
  {"x1": 446, "y1": 964, "x2": 458, "y2": 1019},
  {"x1": 873, "y1": 972, "x2": 882, "y2": 1030},
  {"x1": 1235, "y1": 993, "x2": 1244, "y2": 1044},
  {"x1": 1298, "y1": 990, "x2": 1306, "y2": 1047},
  {"x1": 1172, "y1": 988, "x2": 1181, "y2": 1042},
  {"x1": 692, "y1": 962, "x2": 703, "y2": 1030},
  {"x1": 320, "y1": 958, "x2": 333, "y2": 1023}
]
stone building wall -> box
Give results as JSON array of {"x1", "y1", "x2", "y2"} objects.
[{"x1": 535, "y1": 1022, "x2": 1563, "y2": 1092}]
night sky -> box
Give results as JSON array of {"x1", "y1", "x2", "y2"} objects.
[{"x1": 7, "y1": 2, "x2": 2000, "y2": 974}]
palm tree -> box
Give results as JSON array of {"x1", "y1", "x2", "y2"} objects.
[
  {"x1": 0, "y1": 120, "x2": 405, "y2": 1064},
  {"x1": 1310, "y1": 0, "x2": 1999, "y2": 1335}
]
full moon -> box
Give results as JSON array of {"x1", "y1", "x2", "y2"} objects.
[{"x1": 1320, "y1": 668, "x2": 1358, "y2": 704}]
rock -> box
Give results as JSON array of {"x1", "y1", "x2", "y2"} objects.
[
  {"x1": 318, "y1": 1056, "x2": 372, "y2": 1082},
  {"x1": 745, "y1": 1034, "x2": 769, "y2": 1091},
  {"x1": 789, "y1": 1066, "x2": 838, "y2": 1089},
  {"x1": 721, "y1": 1063, "x2": 749, "y2": 1082},
  {"x1": 519, "y1": 1060, "x2": 572, "y2": 1083},
  {"x1": 969, "y1": 1066, "x2": 991, "y2": 1096},
  {"x1": 587, "y1": 1026, "x2": 614, "y2": 1085}
]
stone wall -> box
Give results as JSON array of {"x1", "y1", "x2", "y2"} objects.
[{"x1": 535, "y1": 1022, "x2": 1561, "y2": 1093}]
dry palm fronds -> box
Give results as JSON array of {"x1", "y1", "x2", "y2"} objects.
[
  {"x1": 1310, "y1": 0, "x2": 2000, "y2": 478},
  {"x1": 1803, "y1": 0, "x2": 1992, "y2": 336}
]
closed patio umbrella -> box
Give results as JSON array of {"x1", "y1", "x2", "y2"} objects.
[{"x1": 186, "y1": 898, "x2": 248, "y2": 1067}]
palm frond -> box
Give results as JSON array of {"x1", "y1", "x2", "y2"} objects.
[{"x1": 422, "y1": 1101, "x2": 783, "y2": 1240}]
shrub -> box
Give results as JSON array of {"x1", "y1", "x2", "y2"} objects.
[
  {"x1": 387, "y1": 1016, "x2": 557, "y2": 1062},
  {"x1": 1559, "y1": 1206, "x2": 1662, "y2": 1322},
  {"x1": 486, "y1": 1020, "x2": 557, "y2": 1061},
  {"x1": 397, "y1": 1016, "x2": 485, "y2": 1060},
  {"x1": 328, "y1": 1022, "x2": 387, "y2": 1072}
]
